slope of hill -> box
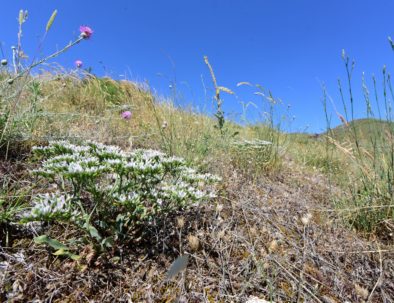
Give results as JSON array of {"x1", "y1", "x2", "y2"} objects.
[{"x1": 1, "y1": 74, "x2": 393, "y2": 302}]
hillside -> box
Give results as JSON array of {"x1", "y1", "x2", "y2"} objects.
[
  {"x1": 1, "y1": 74, "x2": 394, "y2": 302},
  {"x1": 327, "y1": 118, "x2": 394, "y2": 142}
]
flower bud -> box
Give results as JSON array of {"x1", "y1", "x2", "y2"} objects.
[{"x1": 75, "y1": 60, "x2": 83, "y2": 68}]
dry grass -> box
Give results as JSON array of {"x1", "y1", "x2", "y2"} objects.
[
  {"x1": 1, "y1": 155, "x2": 393, "y2": 302},
  {"x1": 1, "y1": 72, "x2": 394, "y2": 302}
]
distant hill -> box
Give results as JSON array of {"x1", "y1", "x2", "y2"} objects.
[{"x1": 326, "y1": 118, "x2": 394, "y2": 143}]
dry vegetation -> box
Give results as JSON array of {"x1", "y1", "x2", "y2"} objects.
[{"x1": 0, "y1": 72, "x2": 393, "y2": 303}]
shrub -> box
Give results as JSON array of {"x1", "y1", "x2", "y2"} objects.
[
  {"x1": 230, "y1": 138, "x2": 280, "y2": 176},
  {"x1": 23, "y1": 140, "x2": 220, "y2": 251}
]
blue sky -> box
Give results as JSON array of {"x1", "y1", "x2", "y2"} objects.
[{"x1": 2, "y1": 1, "x2": 394, "y2": 132}]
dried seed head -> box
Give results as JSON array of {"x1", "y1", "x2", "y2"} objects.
[
  {"x1": 249, "y1": 227, "x2": 258, "y2": 237},
  {"x1": 1, "y1": 59, "x2": 7, "y2": 66},
  {"x1": 81, "y1": 245, "x2": 95, "y2": 265},
  {"x1": 176, "y1": 216, "x2": 185, "y2": 229},
  {"x1": 216, "y1": 203, "x2": 223, "y2": 213},
  {"x1": 268, "y1": 240, "x2": 278, "y2": 253},
  {"x1": 217, "y1": 230, "x2": 225, "y2": 239},
  {"x1": 354, "y1": 283, "x2": 369, "y2": 300},
  {"x1": 187, "y1": 235, "x2": 200, "y2": 251},
  {"x1": 301, "y1": 213, "x2": 313, "y2": 225},
  {"x1": 260, "y1": 247, "x2": 268, "y2": 257}
]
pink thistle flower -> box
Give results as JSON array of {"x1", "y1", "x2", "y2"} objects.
[
  {"x1": 121, "y1": 111, "x2": 132, "y2": 120},
  {"x1": 75, "y1": 60, "x2": 83, "y2": 68},
  {"x1": 79, "y1": 26, "x2": 93, "y2": 39}
]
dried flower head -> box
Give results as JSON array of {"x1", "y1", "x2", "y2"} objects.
[
  {"x1": 217, "y1": 230, "x2": 225, "y2": 239},
  {"x1": 79, "y1": 26, "x2": 93, "y2": 39},
  {"x1": 176, "y1": 216, "x2": 185, "y2": 229},
  {"x1": 216, "y1": 203, "x2": 224, "y2": 213},
  {"x1": 301, "y1": 213, "x2": 313, "y2": 225},
  {"x1": 121, "y1": 111, "x2": 132, "y2": 120},
  {"x1": 268, "y1": 239, "x2": 278, "y2": 253},
  {"x1": 75, "y1": 60, "x2": 83, "y2": 68},
  {"x1": 187, "y1": 235, "x2": 200, "y2": 251},
  {"x1": 354, "y1": 283, "x2": 369, "y2": 300}
]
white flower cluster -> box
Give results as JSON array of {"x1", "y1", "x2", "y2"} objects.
[
  {"x1": 233, "y1": 139, "x2": 273, "y2": 149},
  {"x1": 29, "y1": 140, "x2": 221, "y2": 224},
  {"x1": 28, "y1": 192, "x2": 76, "y2": 220}
]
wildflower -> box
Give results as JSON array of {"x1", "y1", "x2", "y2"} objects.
[
  {"x1": 75, "y1": 60, "x2": 83, "y2": 68},
  {"x1": 121, "y1": 111, "x2": 132, "y2": 120},
  {"x1": 79, "y1": 26, "x2": 93, "y2": 39},
  {"x1": 29, "y1": 193, "x2": 72, "y2": 220},
  {"x1": 1, "y1": 59, "x2": 7, "y2": 66}
]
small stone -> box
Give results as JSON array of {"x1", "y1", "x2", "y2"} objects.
[{"x1": 246, "y1": 296, "x2": 274, "y2": 303}]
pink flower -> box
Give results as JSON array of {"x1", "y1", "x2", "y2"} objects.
[
  {"x1": 121, "y1": 111, "x2": 132, "y2": 120},
  {"x1": 75, "y1": 60, "x2": 83, "y2": 68},
  {"x1": 79, "y1": 26, "x2": 93, "y2": 39}
]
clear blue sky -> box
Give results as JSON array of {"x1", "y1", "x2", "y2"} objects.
[{"x1": 2, "y1": 1, "x2": 394, "y2": 132}]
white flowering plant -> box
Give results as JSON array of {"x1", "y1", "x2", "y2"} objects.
[{"x1": 23, "y1": 140, "x2": 220, "y2": 251}]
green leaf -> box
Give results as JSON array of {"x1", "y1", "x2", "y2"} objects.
[
  {"x1": 53, "y1": 248, "x2": 67, "y2": 256},
  {"x1": 166, "y1": 255, "x2": 189, "y2": 281},
  {"x1": 53, "y1": 249, "x2": 81, "y2": 260},
  {"x1": 110, "y1": 256, "x2": 121, "y2": 263},
  {"x1": 34, "y1": 235, "x2": 68, "y2": 250},
  {"x1": 85, "y1": 224, "x2": 101, "y2": 241},
  {"x1": 46, "y1": 10, "x2": 57, "y2": 32},
  {"x1": 101, "y1": 237, "x2": 114, "y2": 248}
]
